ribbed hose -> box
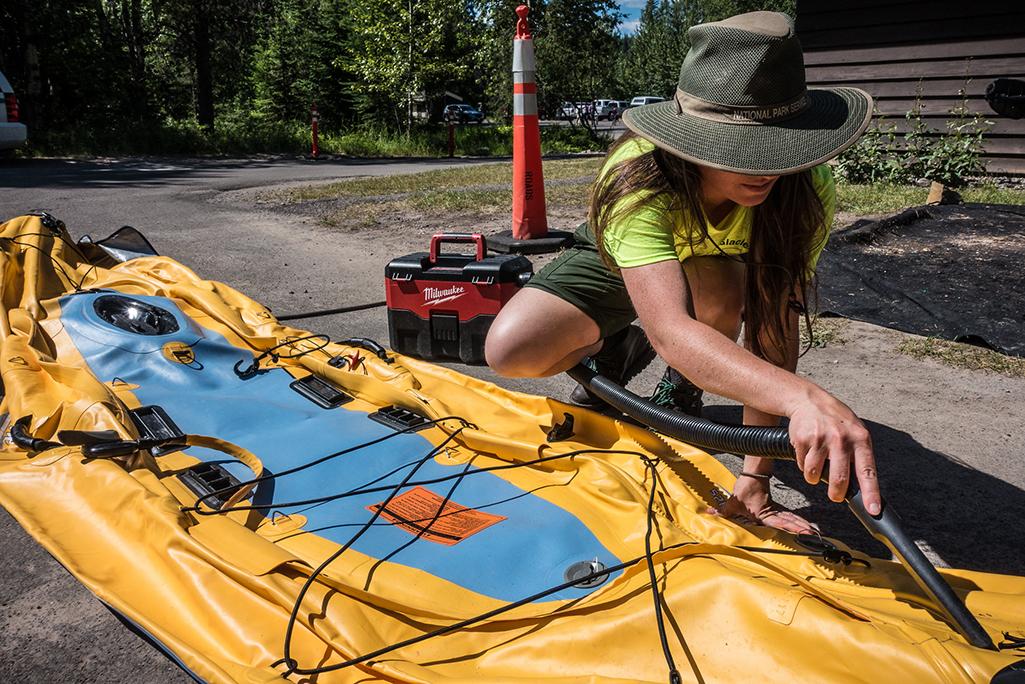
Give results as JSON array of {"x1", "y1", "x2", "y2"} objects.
[
  {"x1": 567, "y1": 363, "x2": 999, "y2": 651},
  {"x1": 567, "y1": 364, "x2": 795, "y2": 458}
]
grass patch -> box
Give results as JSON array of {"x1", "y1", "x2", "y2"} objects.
[
  {"x1": 277, "y1": 157, "x2": 1024, "y2": 234},
  {"x1": 280, "y1": 158, "x2": 603, "y2": 229},
  {"x1": 835, "y1": 182, "x2": 1025, "y2": 217},
  {"x1": 24, "y1": 114, "x2": 311, "y2": 156},
  {"x1": 411, "y1": 188, "x2": 512, "y2": 213},
  {"x1": 401, "y1": 180, "x2": 595, "y2": 215},
  {"x1": 800, "y1": 316, "x2": 849, "y2": 348},
  {"x1": 835, "y1": 183, "x2": 928, "y2": 215},
  {"x1": 898, "y1": 337, "x2": 1025, "y2": 378},
  {"x1": 960, "y1": 184, "x2": 1025, "y2": 205},
  {"x1": 23, "y1": 118, "x2": 609, "y2": 159},
  {"x1": 285, "y1": 158, "x2": 601, "y2": 202}
]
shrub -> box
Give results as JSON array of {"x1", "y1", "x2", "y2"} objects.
[
  {"x1": 836, "y1": 87, "x2": 992, "y2": 188},
  {"x1": 835, "y1": 115, "x2": 900, "y2": 184},
  {"x1": 920, "y1": 96, "x2": 991, "y2": 188},
  {"x1": 24, "y1": 114, "x2": 609, "y2": 158}
]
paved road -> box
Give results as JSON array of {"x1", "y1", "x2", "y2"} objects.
[{"x1": 1, "y1": 156, "x2": 1023, "y2": 682}]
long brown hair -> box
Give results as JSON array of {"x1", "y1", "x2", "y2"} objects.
[{"x1": 589, "y1": 131, "x2": 823, "y2": 359}]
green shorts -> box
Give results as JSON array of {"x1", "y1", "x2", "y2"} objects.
[{"x1": 524, "y1": 223, "x2": 637, "y2": 338}]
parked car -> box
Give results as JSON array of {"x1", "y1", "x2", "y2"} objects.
[
  {"x1": 575, "y1": 101, "x2": 594, "y2": 122},
  {"x1": 556, "y1": 102, "x2": 579, "y2": 120},
  {"x1": 0, "y1": 70, "x2": 27, "y2": 152},
  {"x1": 595, "y1": 99, "x2": 629, "y2": 120},
  {"x1": 443, "y1": 104, "x2": 485, "y2": 124},
  {"x1": 629, "y1": 95, "x2": 666, "y2": 108}
]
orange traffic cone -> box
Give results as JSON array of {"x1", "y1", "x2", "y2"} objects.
[{"x1": 489, "y1": 4, "x2": 573, "y2": 255}]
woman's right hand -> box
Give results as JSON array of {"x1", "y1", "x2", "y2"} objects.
[{"x1": 787, "y1": 392, "x2": 882, "y2": 515}]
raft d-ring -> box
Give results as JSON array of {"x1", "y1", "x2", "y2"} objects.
[
  {"x1": 271, "y1": 510, "x2": 294, "y2": 524},
  {"x1": 162, "y1": 341, "x2": 197, "y2": 366}
]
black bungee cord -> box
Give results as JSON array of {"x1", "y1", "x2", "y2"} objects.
[
  {"x1": 272, "y1": 455, "x2": 695, "y2": 682},
  {"x1": 232, "y1": 333, "x2": 333, "y2": 379},
  {"x1": 1, "y1": 234, "x2": 95, "y2": 292},
  {"x1": 275, "y1": 542, "x2": 700, "y2": 677},
  {"x1": 641, "y1": 455, "x2": 683, "y2": 684},
  {"x1": 261, "y1": 437, "x2": 693, "y2": 683},
  {"x1": 181, "y1": 415, "x2": 473, "y2": 512},
  {"x1": 188, "y1": 447, "x2": 648, "y2": 516},
  {"x1": 274, "y1": 426, "x2": 468, "y2": 676},
  {"x1": 254, "y1": 437, "x2": 856, "y2": 681},
  {"x1": 174, "y1": 410, "x2": 854, "y2": 681}
]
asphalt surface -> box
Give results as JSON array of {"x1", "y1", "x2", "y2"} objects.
[{"x1": 1, "y1": 156, "x2": 1023, "y2": 682}]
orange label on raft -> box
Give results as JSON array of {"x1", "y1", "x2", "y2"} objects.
[{"x1": 367, "y1": 486, "x2": 505, "y2": 546}]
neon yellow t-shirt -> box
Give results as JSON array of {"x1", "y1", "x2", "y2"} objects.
[{"x1": 600, "y1": 138, "x2": 835, "y2": 272}]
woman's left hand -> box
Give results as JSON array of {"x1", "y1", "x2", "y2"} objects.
[{"x1": 710, "y1": 474, "x2": 819, "y2": 535}]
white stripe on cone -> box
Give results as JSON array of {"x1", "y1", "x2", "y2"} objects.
[
  {"x1": 512, "y1": 40, "x2": 536, "y2": 72},
  {"x1": 513, "y1": 94, "x2": 537, "y2": 116}
]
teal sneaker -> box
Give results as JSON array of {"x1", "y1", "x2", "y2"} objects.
[{"x1": 650, "y1": 366, "x2": 703, "y2": 418}]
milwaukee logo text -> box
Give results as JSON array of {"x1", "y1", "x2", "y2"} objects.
[{"x1": 423, "y1": 285, "x2": 467, "y2": 306}]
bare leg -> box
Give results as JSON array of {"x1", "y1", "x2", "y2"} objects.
[
  {"x1": 680, "y1": 255, "x2": 745, "y2": 341},
  {"x1": 485, "y1": 288, "x2": 603, "y2": 378},
  {"x1": 680, "y1": 258, "x2": 816, "y2": 534},
  {"x1": 488, "y1": 257, "x2": 744, "y2": 379}
]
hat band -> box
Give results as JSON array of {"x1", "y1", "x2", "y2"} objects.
[{"x1": 675, "y1": 89, "x2": 809, "y2": 125}]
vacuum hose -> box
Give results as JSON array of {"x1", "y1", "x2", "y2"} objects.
[
  {"x1": 567, "y1": 364, "x2": 792, "y2": 457},
  {"x1": 566, "y1": 362, "x2": 996, "y2": 650}
]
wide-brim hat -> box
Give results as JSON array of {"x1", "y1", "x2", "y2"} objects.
[{"x1": 622, "y1": 11, "x2": 873, "y2": 175}]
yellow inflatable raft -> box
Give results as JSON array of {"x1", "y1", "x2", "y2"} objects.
[{"x1": 1, "y1": 213, "x2": 1023, "y2": 683}]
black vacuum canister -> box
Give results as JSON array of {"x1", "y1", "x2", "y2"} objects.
[{"x1": 385, "y1": 233, "x2": 532, "y2": 364}]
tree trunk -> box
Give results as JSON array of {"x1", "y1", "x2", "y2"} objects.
[
  {"x1": 20, "y1": 0, "x2": 41, "y2": 128},
  {"x1": 130, "y1": 0, "x2": 147, "y2": 111},
  {"x1": 194, "y1": 2, "x2": 215, "y2": 130},
  {"x1": 121, "y1": 0, "x2": 148, "y2": 119}
]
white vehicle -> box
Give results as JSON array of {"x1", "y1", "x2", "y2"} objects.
[
  {"x1": 556, "y1": 102, "x2": 579, "y2": 120},
  {"x1": 596, "y1": 99, "x2": 629, "y2": 120},
  {"x1": 629, "y1": 95, "x2": 666, "y2": 107},
  {"x1": 593, "y1": 99, "x2": 618, "y2": 119},
  {"x1": 0, "y1": 70, "x2": 27, "y2": 152}
]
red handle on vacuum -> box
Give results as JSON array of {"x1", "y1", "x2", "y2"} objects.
[{"x1": 429, "y1": 233, "x2": 486, "y2": 263}]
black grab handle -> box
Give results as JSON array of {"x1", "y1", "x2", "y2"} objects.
[{"x1": 566, "y1": 363, "x2": 996, "y2": 650}]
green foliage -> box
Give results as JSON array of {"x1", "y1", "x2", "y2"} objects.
[
  {"x1": 899, "y1": 87, "x2": 932, "y2": 182},
  {"x1": 919, "y1": 99, "x2": 991, "y2": 188},
  {"x1": 320, "y1": 123, "x2": 607, "y2": 157},
  {"x1": 836, "y1": 89, "x2": 992, "y2": 189},
  {"x1": 616, "y1": 0, "x2": 795, "y2": 100},
  {"x1": 618, "y1": 0, "x2": 693, "y2": 99},
  {"x1": 25, "y1": 114, "x2": 310, "y2": 157},
  {"x1": 251, "y1": 0, "x2": 356, "y2": 126},
  {"x1": 835, "y1": 116, "x2": 901, "y2": 185},
  {"x1": 2, "y1": 0, "x2": 807, "y2": 155},
  {"x1": 832, "y1": 181, "x2": 1023, "y2": 217},
  {"x1": 345, "y1": 0, "x2": 481, "y2": 129},
  {"x1": 535, "y1": 0, "x2": 622, "y2": 114}
]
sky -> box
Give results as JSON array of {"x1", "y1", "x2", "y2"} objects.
[{"x1": 618, "y1": 0, "x2": 645, "y2": 34}]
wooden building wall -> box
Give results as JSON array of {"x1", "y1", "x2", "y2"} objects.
[{"x1": 796, "y1": 1, "x2": 1025, "y2": 174}]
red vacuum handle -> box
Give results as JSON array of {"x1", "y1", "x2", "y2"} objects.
[{"x1": 429, "y1": 233, "x2": 486, "y2": 263}]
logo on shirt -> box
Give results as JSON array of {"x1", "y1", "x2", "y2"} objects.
[
  {"x1": 721, "y1": 238, "x2": 749, "y2": 249},
  {"x1": 423, "y1": 285, "x2": 466, "y2": 306}
]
